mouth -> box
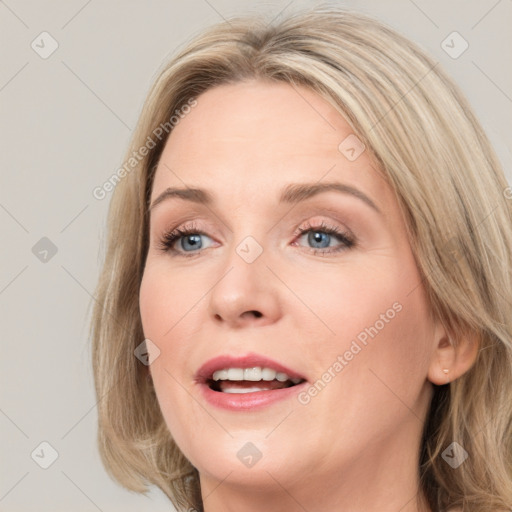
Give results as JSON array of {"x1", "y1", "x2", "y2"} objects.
[
  {"x1": 195, "y1": 353, "x2": 307, "y2": 408},
  {"x1": 207, "y1": 366, "x2": 305, "y2": 394}
]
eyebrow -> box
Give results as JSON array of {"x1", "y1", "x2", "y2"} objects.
[{"x1": 149, "y1": 181, "x2": 381, "y2": 214}]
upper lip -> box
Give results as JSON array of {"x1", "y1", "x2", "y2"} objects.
[{"x1": 195, "y1": 352, "x2": 307, "y2": 383}]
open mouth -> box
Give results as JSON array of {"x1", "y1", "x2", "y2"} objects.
[{"x1": 207, "y1": 367, "x2": 306, "y2": 394}]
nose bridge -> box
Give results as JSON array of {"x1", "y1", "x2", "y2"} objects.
[
  {"x1": 215, "y1": 231, "x2": 267, "y2": 300},
  {"x1": 222, "y1": 208, "x2": 269, "y2": 269}
]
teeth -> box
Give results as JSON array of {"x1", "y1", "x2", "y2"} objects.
[
  {"x1": 223, "y1": 386, "x2": 269, "y2": 394},
  {"x1": 262, "y1": 368, "x2": 276, "y2": 381},
  {"x1": 212, "y1": 366, "x2": 301, "y2": 383},
  {"x1": 226, "y1": 368, "x2": 244, "y2": 381},
  {"x1": 244, "y1": 367, "x2": 262, "y2": 381},
  {"x1": 214, "y1": 369, "x2": 228, "y2": 381}
]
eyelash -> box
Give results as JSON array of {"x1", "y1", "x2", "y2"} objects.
[{"x1": 155, "y1": 220, "x2": 356, "y2": 258}]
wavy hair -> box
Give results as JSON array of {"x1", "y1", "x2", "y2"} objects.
[{"x1": 90, "y1": 5, "x2": 512, "y2": 511}]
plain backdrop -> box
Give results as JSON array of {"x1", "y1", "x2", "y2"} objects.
[{"x1": 1, "y1": 0, "x2": 511, "y2": 511}]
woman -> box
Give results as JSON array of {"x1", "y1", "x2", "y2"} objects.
[{"x1": 90, "y1": 6, "x2": 512, "y2": 511}]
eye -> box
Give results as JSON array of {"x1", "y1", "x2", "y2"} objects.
[
  {"x1": 156, "y1": 221, "x2": 214, "y2": 257},
  {"x1": 155, "y1": 219, "x2": 356, "y2": 258},
  {"x1": 292, "y1": 220, "x2": 355, "y2": 255}
]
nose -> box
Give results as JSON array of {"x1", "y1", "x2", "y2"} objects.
[{"x1": 207, "y1": 240, "x2": 282, "y2": 328}]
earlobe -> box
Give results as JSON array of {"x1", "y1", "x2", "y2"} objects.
[
  {"x1": 428, "y1": 335, "x2": 456, "y2": 385},
  {"x1": 427, "y1": 328, "x2": 480, "y2": 385}
]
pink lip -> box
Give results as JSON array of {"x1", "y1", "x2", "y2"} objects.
[{"x1": 195, "y1": 353, "x2": 307, "y2": 411}]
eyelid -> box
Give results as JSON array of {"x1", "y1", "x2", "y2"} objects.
[
  {"x1": 155, "y1": 215, "x2": 356, "y2": 257},
  {"x1": 155, "y1": 220, "x2": 215, "y2": 253},
  {"x1": 291, "y1": 219, "x2": 356, "y2": 251},
  {"x1": 155, "y1": 215, "x2": 349, "y2": 242},
  {"x1": 153, "y1": 218, "x2": 215, "y2": 242}
]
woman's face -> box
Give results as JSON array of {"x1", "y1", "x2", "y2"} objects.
[{"x1": 139, "y1": 80, "x2": 442, "y2": 503}]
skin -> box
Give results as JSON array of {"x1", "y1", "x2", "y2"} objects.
[{"x1": 139, "y1": 79, "x2": 478, "y2": 512}]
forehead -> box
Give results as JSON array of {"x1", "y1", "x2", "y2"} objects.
[{"x1": 151, "y1": 80, "x2": 389, "y2": 210}]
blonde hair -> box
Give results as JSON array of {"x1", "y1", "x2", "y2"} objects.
[{"x1": 90, "y1": 5, "x2": 512, "y2": 511}]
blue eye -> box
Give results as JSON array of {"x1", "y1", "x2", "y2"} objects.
[
  {"x1": 156, "y1": 220, "x2": 355, "y2": 257},
  {"x1": 293, "y1": 220, "x2": 355, "y2": 255},
  {"x1": 157, "y1": 223, "x2": 213, "y2": 256},
  {"x1": 174, "y1": 232, "x2": 203, "y2": 251}
]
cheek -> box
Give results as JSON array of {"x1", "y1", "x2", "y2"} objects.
[
  {"x1": 298, "y1": 245, "x2": 434, "y2": 396},
  {"x1": 139, "y1": 268, "x2": 168, "y2": 338},
  {"x1": 310, "y1": 252, "x2": 433, "y2": 407},
  {"x1": 139, "y1": 263, "x2": 210, "y2": 452},
  {"x1": 139, "y1": 267, "x2": 187, "y2": 404},
  {"x1": 139, "y1": 260, "x2": 196, "y2": 339},
  {"x1": 292, "y1": 256, "x2": 434, "y2": 459},
  {"x1": 292, "y1": 255, "x2": 426, "y2": 356},
  {"x1": 138, "y1": 264, "x2": 199, "y2": 389}
]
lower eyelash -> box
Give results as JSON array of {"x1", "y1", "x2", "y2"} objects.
[{"x1": 156, "y1": 221, "x2": 355, "y2": 256}]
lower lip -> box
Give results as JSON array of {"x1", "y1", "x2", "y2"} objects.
[{"x1": 198, "y1": 381, "x2": 308, "y2": 411}]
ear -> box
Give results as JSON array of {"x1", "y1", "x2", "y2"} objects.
[{"x1": 427, "y1": 322, "x2": 480, "y2": 385}]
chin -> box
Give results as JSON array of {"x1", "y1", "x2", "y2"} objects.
[{"x1": 175, "y1": 425, "x2": 305, "y2": 485}]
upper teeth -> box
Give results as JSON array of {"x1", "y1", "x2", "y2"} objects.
[{"x1": 212, "y1": 367, "x2": 302, "y2": 384}]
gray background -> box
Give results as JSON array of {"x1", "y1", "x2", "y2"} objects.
[{"x1": 1, "y1": 0, "x2": 511, "y2": 511}]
